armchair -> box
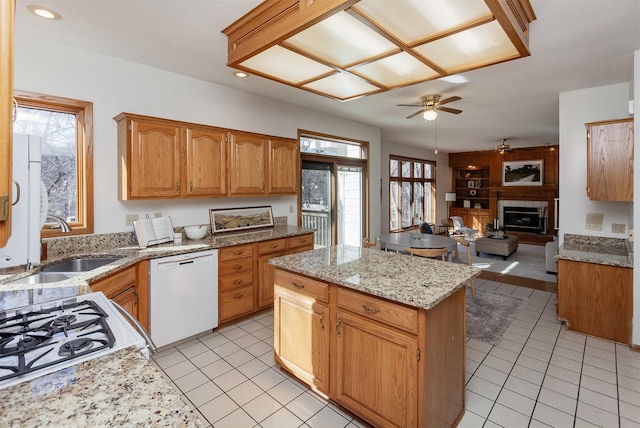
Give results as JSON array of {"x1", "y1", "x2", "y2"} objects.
[{"x1": 450, "y1": 216, "x2": 479, "y2": 240}]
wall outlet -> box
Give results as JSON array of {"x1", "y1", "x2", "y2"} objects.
[
  {"x1": 154, "y1": 212, "x2": 162, "y2": 218},
  {"x1": 629, "y1": 229, "x2": 634, "y2": 242},
  {"x1": 125, "y1": 214, "x2": 139, "y2": 226},
  {"x1": 611, "y1": 223, "x2": 626, "y2": 234},
  {"x1": 289, "y1": 205, "x2": 294, "y2": 213}
]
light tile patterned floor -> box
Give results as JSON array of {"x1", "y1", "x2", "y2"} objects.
[{"x1": 151, "y1": 278, "x2": 640, "y2": 428}]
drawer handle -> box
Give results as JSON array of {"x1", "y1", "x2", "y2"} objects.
[
  {"x1": 233, "y1": 264, "x2": 243, "y2": 270},
  {"x1": 292, "y1": 282, "x2": 305, "y2": 289},
  {"x1": 362, "y1": 304, "x2": 380, "y2": 314},
  {"x1": 320, "y1": 312, "x2": 325, "y2": 330},
  {"x1": 233, "y1": 293, "x2": 244, "y2": 299},
  {"x1": 233, "y1": 279, "x2": 243, "y2": 285},
  {"x1": 269, "y1": 244, "x2": 278, "y2": 248},
  {"x1": 233, "y1": 250, "x2": 244, "y2": 255},
  {"x1": 336, "y1": 318, "x2": 342, "y2": 336}
]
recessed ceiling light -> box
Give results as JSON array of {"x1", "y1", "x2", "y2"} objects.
[
  {"x1": 234, "y1": 71, "x2": 249, "y2": 78},
  {"x1": 27, "y1": 5, "x2": 62, "y2": 20}
]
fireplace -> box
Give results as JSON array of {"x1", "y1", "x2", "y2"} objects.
[{"x1": 503, "y1": 206, "x2": 546, "y2": 234}]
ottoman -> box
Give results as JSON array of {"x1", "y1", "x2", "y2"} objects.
[{"x1": 475, "y1": 235, "x2": 519, "y2": 260}]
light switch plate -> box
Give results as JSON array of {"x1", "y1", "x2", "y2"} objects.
[
  {"x1": 125, "y1": 214, "x2": 139, "y2": 226},
  {"x1": 585, "y1": 213, "x2": 604, "y2": 231},
  {"x1": 612, "y1": 223, "x2": 626, "y2": 234}
]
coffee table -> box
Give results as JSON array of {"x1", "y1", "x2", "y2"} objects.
[{"x1": 475, "y1": 235, "x2": 519, "y2": 260}]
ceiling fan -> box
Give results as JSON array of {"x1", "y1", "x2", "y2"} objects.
[
  {"x1": 496, "y1": 139, "x2": 514, "y2": 153},
  {"x1": 397, "y1": 94, "x2": 462, "y2": 121}
]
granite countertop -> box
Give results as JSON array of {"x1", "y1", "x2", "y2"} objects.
[
  {"x1": 0, "y1": 225, "x2": 312, "y2": 426},
  {"x1": 0, "y1": 347, "x2": 204, "y2": 427},
  {"x1": 269, "y1": 245, "x2": 481, "y2": 310},
  {"x1": 556, "y1": 234, "x2": 633, "y2": 268}
]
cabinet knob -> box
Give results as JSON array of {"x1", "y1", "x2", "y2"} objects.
[
  {"x1": 233, "y1": 264, "x2": 243, "y2": 270},
  {"x1": 233, "y1": 279, "x2": 243, "y2": 285}
]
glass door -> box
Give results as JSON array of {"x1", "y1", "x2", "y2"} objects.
[
  {"x1": 301, "y1": 161, "x2": 332, "y2": 248},
  {"x1": 337, "y1": 165, "x2": 363, "y2": 246}
]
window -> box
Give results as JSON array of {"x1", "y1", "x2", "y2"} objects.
[
  {"x1": 389, "y1": 155, "x2": 436, "y2": 231},
  {"x1": 13, "y1": 91, "x2": 93, "y2": 237}
]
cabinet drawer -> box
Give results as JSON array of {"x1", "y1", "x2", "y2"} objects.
[
  {"x1": 219, "y1": 256, "x2": 254, "y2": 276},
  {"x1": 219, "y1": 244, "x2": 254, "y2": 261},
  {"x1": 289, "y1": 234, "x2": 313, "y2": 249},
  {"x1": 258, "y1": 238, "x2": 287, "y2": 254},
  {"x1": 337, "y1": 287, "x2": 418, "y2": 334},
  {"x1": 219, "y1": 272, "x2": 254, "y2": 292},
  {"x1": 220, "y1": 285, "x2": 255, "y2": 321},
  {"x1": 275, "y1": 269, "x2": 329, "y2": 303},
  {"x1": 90, "y1": 266, "x2": 136, "y2": 298}
]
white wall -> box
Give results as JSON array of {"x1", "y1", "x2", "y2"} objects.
[
  {"x1": 558, "y1": 82, "x2": 633, "y2": 244},
  {"x1": 14, "y1": 33, "x2": 381, "y2": 236},
  {"x1": 634, "y1": 50, "x2": 639, "y2": 346},
  {"x1": 379, "y1": 140, "x2": 452, "y2": 236}
]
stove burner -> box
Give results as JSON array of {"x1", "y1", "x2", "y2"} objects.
[
  {"x1": 17, "y1": 336, "x2": 48, "y2": 351},
  {"x1": 58, "y1": 338, "x2": 94, "y2": 357},
  {"x1": 51, "y1": 315, "x2": 77, "y2": 328}
]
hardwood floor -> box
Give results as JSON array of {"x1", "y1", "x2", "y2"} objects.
[{"x1": 478, "y1": 270, "x2": 557, "y2": 293}]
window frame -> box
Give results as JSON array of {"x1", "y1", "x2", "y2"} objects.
[
  {"x1": 389, "y1": 154, "x2": 436, "y2": 232},
  {"x1": 14, "y1": 90, "x2": 94, "y2": 237}
]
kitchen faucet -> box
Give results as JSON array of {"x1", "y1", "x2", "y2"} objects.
[{"x1": 46, "y1": 215, "x2": 72, "y2": 233}]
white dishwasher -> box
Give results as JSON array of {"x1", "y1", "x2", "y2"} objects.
[{"x1": 150, "y1": 250, "x2": 218, "y2": 348}]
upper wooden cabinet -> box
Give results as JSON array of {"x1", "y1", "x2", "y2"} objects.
[
  {"x1": 115, "y1": 113, "x2": 298, "y2": 200},
  {"x1": 228, "y1": 131, "x2": 265, "y2": 196},
  {"x1": 185, "y1": 125, "x2": 226, "y2": 197},
  {"x1": 267, "y1": 138, "x2": 299, "y2": 194},
  {"x1": 0, "y1": 0, "x2": 15, "y2": 247},
  {"x1": 586, "y1": 118, "x2": 633, "y2": 201}
]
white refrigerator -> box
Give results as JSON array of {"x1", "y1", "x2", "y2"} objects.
[{"x1": 0, "y1": 134, "x2": 43, "y2": 269}]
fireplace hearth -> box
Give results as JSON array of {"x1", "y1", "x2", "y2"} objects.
[{"x1": 504, "y1": 206, "x2": 546, "y2": 234}]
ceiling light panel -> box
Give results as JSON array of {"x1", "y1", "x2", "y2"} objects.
[
  {"x1": 285, "y1": 12, "x2": 397, "y2": 67},
  {"x1": 352, "y1": 0, "x2": 492, "y2": 44},
  {"x1": 303, "y1": 73, "x2": 380, "y2": 100},
  {"x1": 415, "y1": 21, "x2": 519, "y2": 72},
  {"x1": 352, "y1": 52, "x2": 439, "y2": 88},
  {"x1": 240, "y1": 45, "x2": 333, "y2": 84}
]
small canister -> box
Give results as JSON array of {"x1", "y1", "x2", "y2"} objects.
[{"x1": 173, "y1": 232, "x2": 182, "y2": 244}]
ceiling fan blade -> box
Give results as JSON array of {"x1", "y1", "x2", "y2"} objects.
[
  {"x1": 397, "y1": 103, "x2": 423, "y2": 107},
  {"x1": 406, "y1": 109, "x2": 425, "y2": 119},
  {"x1": 439, "y1": 106, "x2": 462, "y2": 114},
  {"x1": 438, "y1": 96, "x2": 461, "y2": 105}
]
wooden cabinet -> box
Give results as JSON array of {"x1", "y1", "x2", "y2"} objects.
[
  {"x1": 274, "y1": 268, "x2": 466, "y2": 428},
  {"x1": 228, "y1": 131, "x2": 265, "y2": 196},
  {"x1": 586, "y1": 118, "x2": 633, "y2": 201},
  {"x1": 89, "y1": 260, "x2": 150, "y2": 331},
  {"x1": 0, "y1": 0, "x2": 14, "y2": 247},
  {"x1": 557, "y1": 259, "x2": 632, "y2": 344},
  {"x1": 219, "y1": 233, "x2": 314, "y2": 324},
  {"x1": 274, "y1": 269, "x2": 330, "y2": 394},
  {"x1": 267, "y1": 138, "x2": 298, "y2": 194},
  {"x1": 449, "y1": 207, "x2": 490, "y2": 235},
  {"x1": 185, "y1": 125, "x2": 227, "y2": 197},
  {"x1": 116, "y1": 113, "x2": 299, "y2": 199}
]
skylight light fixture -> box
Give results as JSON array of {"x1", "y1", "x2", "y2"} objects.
[
  {"x1": 27, "y1": 5, "x2": 61, "y2": 20},
  {"x1": 223, "y1": 0, "x2": 536, "y2": 101}
]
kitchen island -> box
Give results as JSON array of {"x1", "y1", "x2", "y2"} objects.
[{"x1": 269, "y1": 245, "x2": 480, "y2": 428}]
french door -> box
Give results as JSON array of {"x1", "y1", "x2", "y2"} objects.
[{"x1": 301, "y1": 159, "x2": 365, "y2": 247}]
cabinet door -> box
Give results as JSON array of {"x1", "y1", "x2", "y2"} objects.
[
  {"x1": 257, "y1": 249, "x2": 287, "y2": 308},
  {"x1": 185, "y1": 126, "x2": 227, "y2": 197},
  {"x1": 334, "y1": 310, "x2": 418, "y2": 427},
  {"x1": 228, "y1": 131, "x2": 265, "y2": 195},
  {"x1": 267, "y1": 138, "x2": 298, "y2": 194},
  {"x1": 129, "y1": 119, "x2": 182, "y2": 198},
  {"x1": 220, "y1": 285, "x2": 255, "y2": 323},
  {"x1": 0, "y1": 0, "x2": 14, "y2": 247},
  {"x1": 587, "y1": 120, "x2": 633, "y2": 201},
  {"x1": 90, "y1": 265, "x2": 141, "y2": 328},
  {"x1": 111, "y1": 286, "x2": 139, "y2": 326},
  {"x1": 274, "y1": 285, "x2": 330, "y2": 394}
]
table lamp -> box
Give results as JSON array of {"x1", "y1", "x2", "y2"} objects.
[{"x1": 445, "y1": 192, "x2": 457, "y2": 218}]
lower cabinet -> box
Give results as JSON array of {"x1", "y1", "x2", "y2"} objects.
[
  {"x1": 89, "y1": 260, "x2": 149, "y2": 331},
  {"x1": 218, "y1": 233, "x2": 314, "y2": 324},
  {"x1": 557, "y1": 259, "x2": 632, "y2": 344},
  {"x1": 274, "y1": 268, "x2": 466, "y2": 428}
]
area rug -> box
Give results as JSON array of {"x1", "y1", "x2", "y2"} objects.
[{"x1": 466, "y1": 288, "x2": 528, "y2": 345}]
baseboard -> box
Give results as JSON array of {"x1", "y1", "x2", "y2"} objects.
[{"x1": 478, "y1": 270, "x2": 558, "y2": 293}]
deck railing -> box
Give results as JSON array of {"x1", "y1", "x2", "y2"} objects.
[{"x1": 301, "y1": 210, "x2": 329, "y2": 248}]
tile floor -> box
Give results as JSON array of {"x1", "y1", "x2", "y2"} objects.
[{"x1": 151, "y1": 278, "x2": 640, "y2": 428}]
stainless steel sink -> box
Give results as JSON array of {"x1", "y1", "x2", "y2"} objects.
[
  {"x1": 41, "y1": 257, "x2": 124, "y2": 274},
  {"x1": 7, "y1": 273, "x2": 72, "y2": 285}
]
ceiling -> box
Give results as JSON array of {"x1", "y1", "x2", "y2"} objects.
[{"x1": 14, "y1": 0, "x2": 640, "y2": 153}]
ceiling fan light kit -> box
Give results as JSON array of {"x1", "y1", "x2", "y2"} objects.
[{"x1": 223, "y1": 0, "x2": 536, "y2": 101}]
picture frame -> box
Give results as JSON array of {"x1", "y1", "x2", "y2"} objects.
[
  {"x1": 209, "y1": 206, "x2": 274, "y2": 234},
  {"x1": 467, "y1": 180, "x2": 475, "y2": 188},
  {"x1": 502, "y1": 160, "x2": 543, "y2": 186},
  {"x1": 469, "y1": 189, "x2": 477, "y2": 196}
]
